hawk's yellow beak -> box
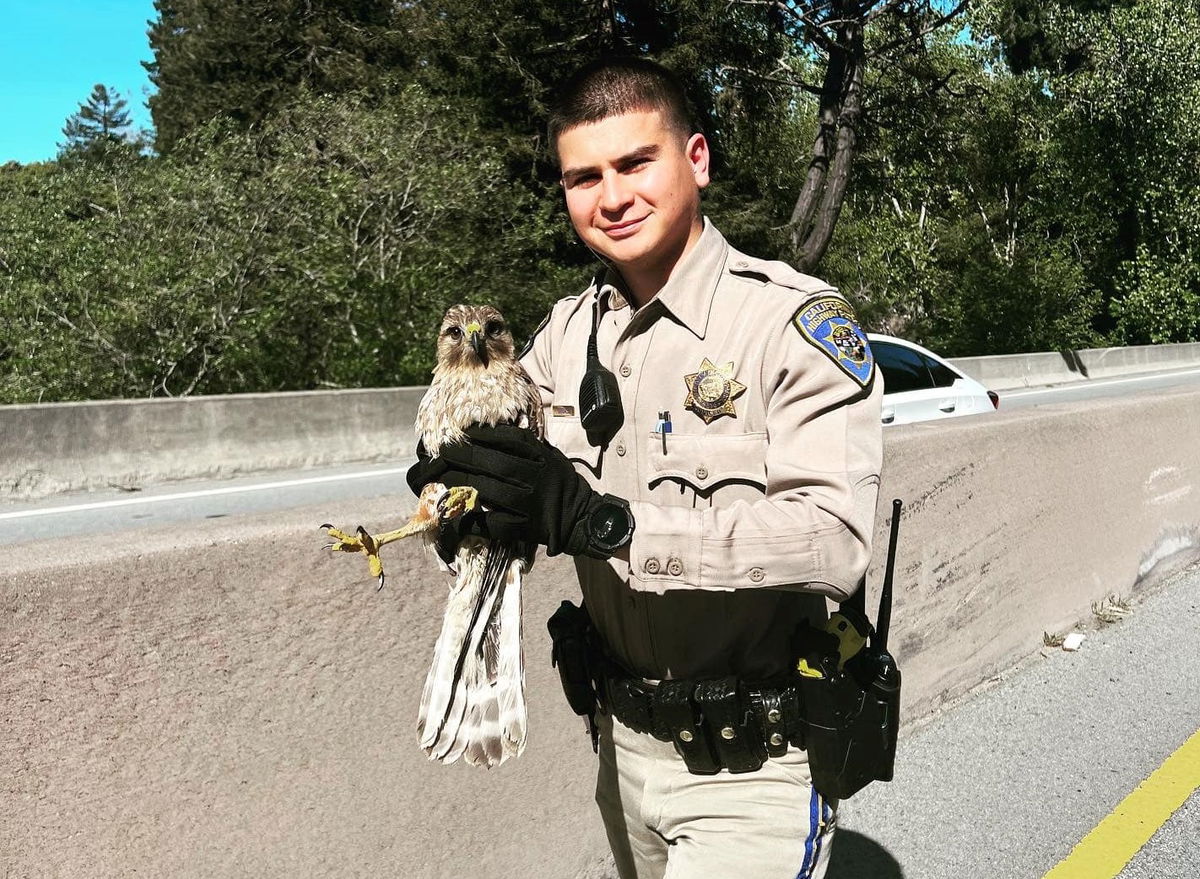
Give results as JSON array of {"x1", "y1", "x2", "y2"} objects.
[{"x1": 465, "y1": 322, "x2": 487, "y2": 363}]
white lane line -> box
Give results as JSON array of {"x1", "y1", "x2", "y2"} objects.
[
  {"x1": 1002, "y1": 367, "x2": 1200, "y2": 398},
  {"x1": 0, "y1": 466, "x2": 413, "y2": 521}
]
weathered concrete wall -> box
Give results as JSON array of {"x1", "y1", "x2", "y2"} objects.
[
  {"x1": 864, "y1": 385, "x2": 1200, "y2": 718},
  {"x1": 950, "y1": 341, "x2": 1200, "y2": 391},
  {"x1": 0, "y1": 388, "x2": 426, "y2": 500},
  {"x1": 2, "y1": 387, "x2": 1198, "y2": 878},
  {"x1": 4, "y1": 343, "x2": 1198, "y2": 501}
]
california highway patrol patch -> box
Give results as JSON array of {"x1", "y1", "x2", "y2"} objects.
[
  {"x1": 683, "y1": 358, "x2": 747, "y2": 424},
  {"x1": 792, "y1": 297, "x2": 874, "y2": 387}
]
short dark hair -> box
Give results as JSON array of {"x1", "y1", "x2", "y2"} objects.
[{"x1": 547, "y1": 57, "x2": 698, "y2": 161}]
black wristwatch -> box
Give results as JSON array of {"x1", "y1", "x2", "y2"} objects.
[{"x1": 584, "y1": 494, "x2": 635, "y2": 558}]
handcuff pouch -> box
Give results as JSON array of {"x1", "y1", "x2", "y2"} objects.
[
  {"x1": 653, "y1": 679, "x2": 720, "y2": 774},
  {"x1": 695, "y1": 676, "x2": 766, "y2": 773}
]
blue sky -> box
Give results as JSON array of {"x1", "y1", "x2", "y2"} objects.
[{"x1": 1, "y1": 1, "x2": 157, "y2": 164}]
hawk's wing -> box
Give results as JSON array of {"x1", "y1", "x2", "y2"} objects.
[{"x1": 516, "y1": 362, "x2": 545, "y2": 441}]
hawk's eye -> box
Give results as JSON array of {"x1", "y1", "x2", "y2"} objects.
[
  {"x1": 486, "y1": 320, "x2": 504, "y2": 338},
  {"x1": 446, "y1": 326, "x2": 463, "y2": 340}
]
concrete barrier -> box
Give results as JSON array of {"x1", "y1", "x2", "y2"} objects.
[
  {"x1": 949, "y1": 341, "x2": 1200, "y2": 390},
  {"x1": 2, "y1": 342, "x2": 1197, "y2": 501},
  {"x1": 0, "y1": 388, "x2": 427, "y2": 501},
  {"x1": 3, "y1": 385, "x2": 1198, "y2": 878}
]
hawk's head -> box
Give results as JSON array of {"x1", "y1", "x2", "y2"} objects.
[{"x1": 437, "y1": 304, "x2": 515, "y2": 369}]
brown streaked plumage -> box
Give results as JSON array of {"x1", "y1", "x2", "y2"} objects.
[
  {"x1": 323, "y1": 304, "x2": 543, "y2": 767},
  {"x1": 415, "y1": 304, "x2": 544, "y2": 455},
  {"x1": 413, "y1": 304, "x2": 543, "y2": 767}
]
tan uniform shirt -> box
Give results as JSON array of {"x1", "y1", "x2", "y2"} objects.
[{"x1": 521, "y1": 220, "x2": 883, "y2": 681}]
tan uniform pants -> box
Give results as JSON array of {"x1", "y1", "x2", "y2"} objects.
[{"x1": 595, "y1": 712, "x2": 836, "y2": 879}]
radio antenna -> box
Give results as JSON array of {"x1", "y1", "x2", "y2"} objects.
[{"x1": 875, "y1": 499, "x2": 902, "y2": 651}]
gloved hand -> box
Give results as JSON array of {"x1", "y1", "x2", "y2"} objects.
[{"x1": 406, "y1": 424, "x2": 605, "y2": 557}]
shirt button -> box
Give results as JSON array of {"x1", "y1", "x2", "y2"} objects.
[
  {"x1": 748, "y1": 567, "x2": 766, "y2": 583},
  {"x1": 667, "y1": 558, "x2": 683, "y2": 576},
  {"x1": 695, "y1": 466, "x2": 709, "y2": 480},
  {"x1": 616, "y1": 442, "x2": 627, "y2": 456},
  {"x1": 619, "y1": 364, "x2": 632, "y2": 377},
  {"x1": 644, "y1": 558, "x2": 661, "y2": 575},
  {"x1": 735, "y1": 259, "x2": 749, "y2": 268}
]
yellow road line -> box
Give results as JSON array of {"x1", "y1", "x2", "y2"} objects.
[{"x1": 1042, "y1": 727, "x2": 1200, "y2": 879}]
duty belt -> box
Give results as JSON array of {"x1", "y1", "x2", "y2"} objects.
[{"x1": 601, "y1": 668, "x2": 806, "y2": 775}]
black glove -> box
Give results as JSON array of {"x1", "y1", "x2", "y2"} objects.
[
  {"x1": 406, "y1": 424, "x2": 607, "y2": 557},
  {"x1": 406, "y1": 443, "x2": 486, "y2": 565}
]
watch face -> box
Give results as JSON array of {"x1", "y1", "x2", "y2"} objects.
[
  {"x1": 594, "y1": 510, "x2": 620, "y2": 543},
  {"x1": 590, "y1": 500, "x2": 631, "y2": 551}
]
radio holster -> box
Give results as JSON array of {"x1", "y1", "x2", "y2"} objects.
[{"x1": 792, "y1": 498, "x2": 904, "y2": 800}]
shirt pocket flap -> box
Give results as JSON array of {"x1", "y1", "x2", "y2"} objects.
[
  {"x1": 645, "y1": 432, "x2": 768, "y2": 490},
  {"x1": 546, "y1": 417, "x2": 604, "y2": 471}
]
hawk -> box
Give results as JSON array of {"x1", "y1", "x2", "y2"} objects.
[{"x1": 323, "y1": 304, "x2": 544, "y2": 768}]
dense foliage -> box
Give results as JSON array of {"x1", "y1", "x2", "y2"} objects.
[{"x1": 1, "y1": 0, "x2": 1197, "y2": 403}]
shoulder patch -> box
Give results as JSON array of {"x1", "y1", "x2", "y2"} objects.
[
  {"x1": 791, "y1": 296, "x2": 875, "y2": 387},
  {"x1": 517, "y1": 308, "x2": 553, "y2": 360}
]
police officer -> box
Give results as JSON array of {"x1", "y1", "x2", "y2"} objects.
[{"x1": 410, "y1": 57, "x2": 882, "y2": 879}]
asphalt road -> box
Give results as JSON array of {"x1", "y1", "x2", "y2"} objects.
[
  {"x1": 3, "y1": 367, "x2": 1199, "y2": 547},
  {"x1": 831, "y1": 559, "x2": 1200, "y2": 879},
  {"x1": 998, "y1": 365, "x2": 1200, "y2": 410}
]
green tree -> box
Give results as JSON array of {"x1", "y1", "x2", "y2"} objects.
[
  {"x1": 818, "y1": 21, "x2": 1108, "y2": 355},
  {"x1": 975, "y1": 0, "x2": 1200, "y2": 344},
  {"x1": 399, "y1": 1, "x2": 978, "y2": 272},
  {"x1": 0, "y1": 86, "x2": 575, "y2": 402},
  {"x1": 144, "y1": 0, "x2": 412, "y2": 152},
  {"x1": 60, "y1": 84, "x2": 133, "y2": 154},
  {"x1": 1066, "y1": 0, "x2": 1200, "y2": 343}
]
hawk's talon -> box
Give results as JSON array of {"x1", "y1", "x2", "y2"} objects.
[
  {"x1": 436, "y1": 485, "x2": 478, "y2": 521},
  {"x1": 322, "y1": 523, "x2": 387, "y2": 587},
  {"x1": 321, "y1": 483, "x2": 469, "y2": 588}
]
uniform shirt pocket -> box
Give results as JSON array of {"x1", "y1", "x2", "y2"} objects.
[{"x1": 645, "y1": 432, "x2": 768, "y2": 496}]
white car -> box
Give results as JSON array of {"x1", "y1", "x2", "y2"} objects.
[{"x1": 867, "y1": 333, "x2": 999, "y2": 425}]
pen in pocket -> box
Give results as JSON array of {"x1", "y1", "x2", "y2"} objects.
[{"x1": 654, "y1": 410, "x2": 672, "y2": 454}]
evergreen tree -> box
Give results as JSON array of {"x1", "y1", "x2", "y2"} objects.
[
  {"x1": 144, "y1": 0, "x2": 412, "y2": 152},
  {"x1": 60, "y1": 84, "x2": 133, "y2": 153}
]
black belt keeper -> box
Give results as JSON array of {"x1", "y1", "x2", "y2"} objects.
[
  {"x1": 751, "y1": 688, "x2": 795, "y2": 758},
  {"x1": 653, "y1": 679, "x2": 721, "y2": 774},
  {"x1": 695, "y1": 677, "x2": 766, "y2": 774}
]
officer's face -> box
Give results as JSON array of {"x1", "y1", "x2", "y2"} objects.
[{"x1": 557, "y1": 110, "x2": 710, "y2": 288}]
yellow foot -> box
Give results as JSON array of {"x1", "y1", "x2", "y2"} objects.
[
  {"x1": 436, "y1": 485, "x2": 478, "y2": 521},
  {"x1": 322, "y1": 524, "x2": 387, "y2": 590},
  {"x1": 320, "y1": 485, "x2": 479, "y2": 591}
]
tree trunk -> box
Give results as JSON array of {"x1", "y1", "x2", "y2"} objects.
[{"x1": 788, "y1": 13, "x2": 865, "y2": 273}]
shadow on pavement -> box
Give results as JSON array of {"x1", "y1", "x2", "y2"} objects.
[{"x1": 829, "y1": 829, "x2": 904, "y2": 878}]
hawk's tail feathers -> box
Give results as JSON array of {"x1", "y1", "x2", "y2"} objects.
[
  {"x1": 496, "y1": 557, "x2": 527, "y2": 759},
  {"x1": 419, "y1": 538, "x2": 513, "y2": 765},
  {"x1": 417, "y1": 538, "x2": 490, "y2": 750}
]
